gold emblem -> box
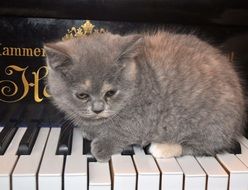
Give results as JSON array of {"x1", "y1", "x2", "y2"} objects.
[{"x1": 62, "y1": 20, "x2": 107, "y2": 41}]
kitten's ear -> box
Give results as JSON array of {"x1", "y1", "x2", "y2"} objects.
[
  {"x1": 117, "y1": 35, "x2": 143, "y2": 81},
  {"x1": 118, "y1": 35, "x2": 144, "y2": 61},
  {"x1": 44, "y1": 43, "x2": 72, "y2": 71}
]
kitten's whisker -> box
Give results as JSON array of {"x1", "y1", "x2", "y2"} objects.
[{"x1": 65, "y1": 111, "x2": 82, "y2": 127}]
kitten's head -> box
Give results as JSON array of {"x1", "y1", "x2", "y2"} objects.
[{"x1": 45, "y1": 33, "x2": 144, "y2": 123}]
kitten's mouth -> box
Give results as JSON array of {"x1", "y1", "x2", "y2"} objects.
[
  {"x1": 82, "y1": 114, "x2": 111, "y2": 124},
  {"x1": 81, "y1": 112, "x2": 111, "y2": 120},
  {"x1": 78, "y1": 111, "x2": 117, "y2": 125},
  {"x1": 94, "y1": 116, "x2": 107, "y2": 121},
  {"x1": 94, "y1": 114, "x2": 110, "y2": 120}
]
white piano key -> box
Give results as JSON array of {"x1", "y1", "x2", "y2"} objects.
[
  {"x1": 111, "y1": 155, "x2": 136, "y2": 190},
  {"x1": 240, "y1": 143, "x2": 248, "y2": 155},
  {"x1": 38, "y1": 127, "x2": 64, "y2": 190},
  {"x1": 156, "y1": 157, "x2": 183, "y2": 190},
  {"x1": 133, "y1": 146, "x2": 160, "y2": 190},
  {"x1": 12, "y1": 128, "x2": 50, "y2": 190},
  {"x1": 176, "y1": 156, "x2": 206, "y2": 190},
  {"x1": 133, "y1": 145, "x2": 146, "y2": 155},
  {"x1": 237, "y1": 154, "x2": 248, "y2": 168},
  {"x1": 239, "y1": 136, "x2": 248, "y2": 148},
  {"x1": 64, "y1": 128, "x2": 87, "y2": 190},
  {"x1": 70, "y1": 128, "x2": 83, "y2": 155},
  {"x1": 89, "y1": 162, "x2": 111, "y2": 190},
  {"x1": 217, "y1": 153, "x2": 248, "y2": 190},
  {"x1": 237, "y1": 137, "x2": 248, "y2": 165},
  {"x1": 196, "y1": 156, "x2": 228, "y2": 190},
  {"x1": 239, "y1": 137, "x2": 248, "y2": 155},
  {"x1": 0, "y1": 127, "x2": 27, "y2": 190}
]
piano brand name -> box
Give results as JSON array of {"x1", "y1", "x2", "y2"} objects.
[
  {"x1": 0, "y1": 65, "x2": 50, "y2": 103},
  {"x1": 0, "y1": 46, "x2": 46, "y2": 57}
]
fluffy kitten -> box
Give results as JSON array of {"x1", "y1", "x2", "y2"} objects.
[{"x1": 45, "y1": 31, "x2": 246, "y2": 162}]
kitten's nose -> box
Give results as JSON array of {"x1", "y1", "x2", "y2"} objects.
[{"x1": 92, "y1": 100, "x2": 105, "y2": 114}]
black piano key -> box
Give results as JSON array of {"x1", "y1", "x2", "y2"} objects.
[
  {"x1": 87, "y1": 157, "x2": 97, "y2": 162},
  {"x1": 229, "y1": 141, "x2": 241, "y2": 154},
  {"x1": 83, "y1": 138, "x2": 92, "y2": 155},
  {"x1": 56, "y1": 122, "x2": 73, "y2": 155},
  {"x1": 144, "y1": 143, "x2": 151, "y2": 155},
  {"x1": 121, "y1": 145, "x2": 134, "y2": 155},
  {"x1": 17, "y1": 123, "x2": 40, "y2": 155},
  {"x1": 0, "y1": 123, "x2": 17, "y2": 155}
]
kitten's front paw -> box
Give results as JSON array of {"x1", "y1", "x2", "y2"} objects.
[
  {"x1": 91, "y1": 139, "x2": 112, "y2": 162},
  {"x1": 149, "y1": 142, "x2": 182, "y2": 158}
]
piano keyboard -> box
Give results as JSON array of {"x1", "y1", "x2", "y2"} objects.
[{"x1": 0, "y1": 105, "x2": 248, "y2": 190}]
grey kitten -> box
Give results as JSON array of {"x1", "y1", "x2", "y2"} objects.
[{"x1": 45, "y1": 31, "x2": 246, "y2": 162}]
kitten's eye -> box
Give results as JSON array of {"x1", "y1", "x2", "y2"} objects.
[
  {"x1": 105, "y1": 90, "x2": 117, "y2": 98},
  {"x1": 76, "y1": 93, "x2": 90, "y2": 101}
]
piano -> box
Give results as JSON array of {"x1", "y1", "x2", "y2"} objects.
[
  {"x1": 1, "y1": 0, "x2": 248, "y2": 189},
  {"x1": 0, "y1": 103, "x2": 248, "y2": 190}
]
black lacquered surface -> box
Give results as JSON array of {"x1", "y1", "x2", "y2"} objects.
[
  {"x1": 23, "y1": 104, "x2": 44, "y2": 123},
  {"x1": 9, "y1": 105, "x2": 25, "y2": 123},
  {"x1": 0, "y1": 106, "x2": 7, "y2": 127},
  {"x1": 0, "y1": 0, "x2": 248, "y2": 26}
]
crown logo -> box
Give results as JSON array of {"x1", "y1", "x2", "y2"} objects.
[{"x1": 62, "y1": 20, "x2": 107, "y2": 41}]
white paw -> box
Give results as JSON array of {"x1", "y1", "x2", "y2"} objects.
[{"x1": 149, "y1": 143, "x2": 182, "y2": 158}]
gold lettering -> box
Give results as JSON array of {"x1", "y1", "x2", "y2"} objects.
[
  {"x1": 22, "y1": 48, "x2": 33, "y2": 56},
  {"x1": 32, "y1": 66, "x2": 50, "y2": 102},
  {"x1": 0, "y1": 65, "x2": 29, "y2": 103},
  {"x1": 41, "y1": 48, "x2": 46, "y2": 57},
  {"x1": 0, "y1": 47, "x2": 45, "y2": 57},
  {"x1": 0, "y1": 65, "x2": 51, "y2": 103},
  {"x1": 2, "y1": 47, "x2": 10, "y2": 56},
  {"x1": 43, "y1": 85, "x2": 50, "y2": 98},
  {"x1": 10, "y1": 47, "x2": 21, "y2": 56},
  {"x1": 33, "y1": 48, "x2": 41, "y2": 57}
]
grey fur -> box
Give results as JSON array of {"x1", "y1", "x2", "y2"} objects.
[{"x1": 45, "y1": 31, "x2": 246, "y2": 162}]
